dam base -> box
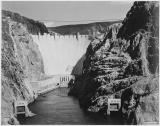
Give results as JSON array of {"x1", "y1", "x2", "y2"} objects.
[{"x1": 30, "y1": 74, "x2": 75, "y2": 95}]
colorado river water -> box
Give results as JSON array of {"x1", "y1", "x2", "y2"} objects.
[{"x1": 18, "y1": 88, "x2": 121, "y2": 125}]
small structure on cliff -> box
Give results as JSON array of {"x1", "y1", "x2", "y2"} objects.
[
  {"x1": 14, "y1": 101, "x2": 35, "y2": 117},
  {"x1": 107, "y1": 98, "x2": 121, "y2": 115},
  {"x1": 14, "y1": 101, "x2": 27, "y2": 117}
]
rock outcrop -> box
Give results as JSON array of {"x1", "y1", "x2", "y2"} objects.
[
  {"x1": 2, "y1": 10, "x2": 48, "y2": 35},
  {"x1": 69, "y1": 1, "x2": 159, "y2": 125},
  {"x1": 1, "y1": 15, "x2": 45, "y2": 124}
]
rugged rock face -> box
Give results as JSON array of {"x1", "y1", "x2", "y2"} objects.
[
  {"x1": 69, "y1": 1, "x2": 159, "y2": 125},
  {"x1": 121, "y1": 75, "x2": 158, "y2": 124},
  {"x1": 118, "y1": 1, "x2": 159, "y2": 74},
  {"x1": 1, "y1": 16, "x2": 44, "y2": 124},
  {"x1": 118, "y1": 1, "x2": 159, "y2": 39},
  {"x1": 2, "y1": 10, "x2": 48, "y2": 35}
]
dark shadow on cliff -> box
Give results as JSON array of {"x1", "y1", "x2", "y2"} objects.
[
  {"x1": 68, "y1": 54, "x2": 86, "y2": 97},
  {"x1": 71, "y1": 53, "x2": 86, "y2": 75}
]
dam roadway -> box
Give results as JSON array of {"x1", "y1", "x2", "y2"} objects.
[{"x1": 17, "y1": 88, "x2": 121, "y2": 125}]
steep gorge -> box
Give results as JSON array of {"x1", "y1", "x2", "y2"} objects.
[
  {"x1": 1, "y1": 1, "x2": 159, "y2": 125},
  {"x1": 69, "y1": 1, "x2": 159, "y2": 124},
  {"x1": 1, "y1": 11, "x2": 91, "y2": 125}
]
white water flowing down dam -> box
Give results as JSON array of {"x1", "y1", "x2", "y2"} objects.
[{"x1": 31, "y1": 33, "x2": 90, "y2": 75}]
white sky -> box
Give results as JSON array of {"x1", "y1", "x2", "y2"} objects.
[{"x1": 2, "y1": 1, "x2": 134, "y2": 27}]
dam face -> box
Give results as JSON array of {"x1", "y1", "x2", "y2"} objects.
[{"x1": 31, "y1": 33, "x2": 90, "y2": 75}]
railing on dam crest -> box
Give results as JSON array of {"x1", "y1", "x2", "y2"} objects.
[{"x1": 31, "y1": 33, "x2": 89, "y2": 41}]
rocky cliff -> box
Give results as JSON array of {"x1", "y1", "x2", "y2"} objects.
[
  {"x1": 69, "y1": 1, "x2": 159, "y2": 124},
  {"x1": 2, "y1": 10, "x2": 48, "y2": 35},
  {"x1": 1, "y1": 16, "x2": 45, "y2": 124}
]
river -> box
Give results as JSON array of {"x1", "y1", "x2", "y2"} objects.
[{"x1": 18, "y1": 88, "x2": 121, "y2": 125}]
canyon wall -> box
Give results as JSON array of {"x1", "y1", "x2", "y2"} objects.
[
  {"x1": 1, "y1": 16, "x2": 45, "y2": 124},
  {"x1": 2, "y1": 10, "x2": 48, "y2": 35},
  {"x1": 1, "y1": 10, "x2": 91, "y2": 125},
  {"x1": 69, "y1": 1, "x2": 159, "y2": 125},
  {"x1": 1, "y1": 1, "x2": 159, "y2": 125},
  {"x1": 31, "y1": 34, "x2": 90, "y2": 75}
]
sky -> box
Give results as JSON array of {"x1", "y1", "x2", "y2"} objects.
[{"x1": 2, "y1": 1, "x2": 134, "y2": 27}]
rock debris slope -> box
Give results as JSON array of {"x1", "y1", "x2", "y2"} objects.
[
  {"x1": 1, "y1": 16, "x2": 45, "y2": 124},
  {"x1": 69, "y1": 1, "x2": 159, "y2": 124}
]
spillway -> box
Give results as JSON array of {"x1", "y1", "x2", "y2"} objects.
[{"x1": 31, "y1": 33, "x2": 90, "y2": 75}]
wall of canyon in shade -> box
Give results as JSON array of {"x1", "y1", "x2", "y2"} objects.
[{"x1": 69, "y1": 1, "x2": 159, "y2": 125}]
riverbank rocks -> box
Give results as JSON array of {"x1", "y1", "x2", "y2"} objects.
[
  {"x1": 1, "y1": 16, "x2": 45, "y2": 124},
  {"x1": 69, "y1": 1, "x2": 159, "y2": 125}
]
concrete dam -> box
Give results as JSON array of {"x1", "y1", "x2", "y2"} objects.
[
  {"x1": 30, "y1": 33, "x2": 90, "y2": 94},
  {"x1": 31, "y1": 33, "x2": 90, "y2": 75}
]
